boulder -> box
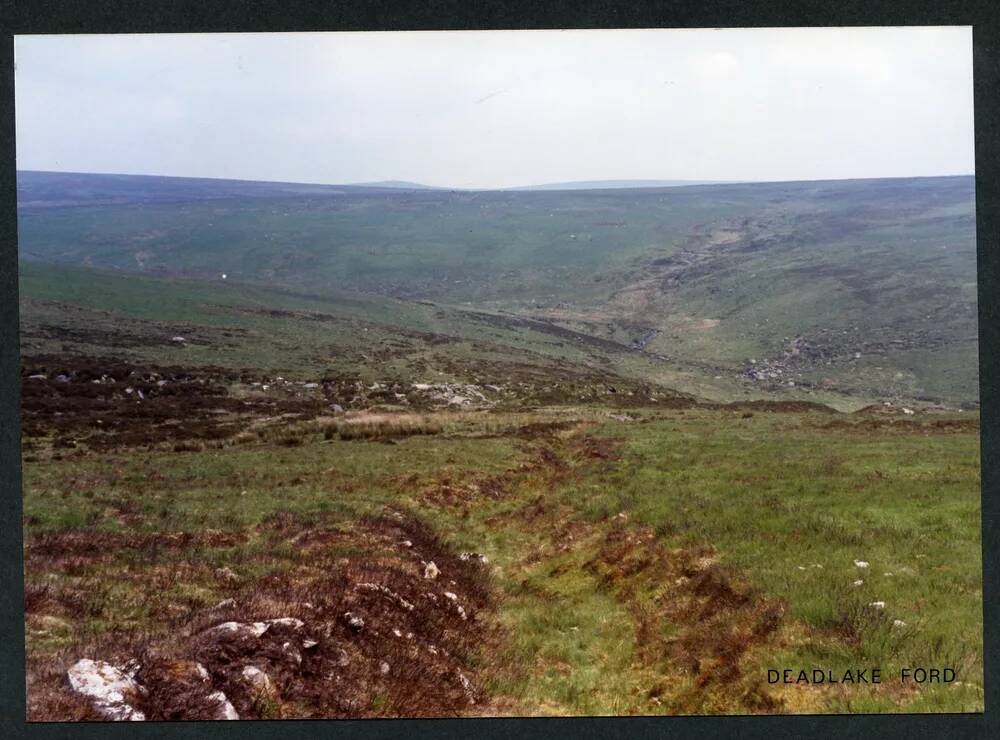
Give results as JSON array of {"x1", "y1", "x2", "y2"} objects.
[
  {"x1": 66, "y1": 659, "x2": 146, "y2": 721},
  {"x1": 203, "y1": 621, "x2": 270, "y2": 639},
  {"x1": 241, "y1": 666, "x2": 275, "y2": 697},
  {"x1": 208, "y1": 690, "x2": 239, "y2": 720}
]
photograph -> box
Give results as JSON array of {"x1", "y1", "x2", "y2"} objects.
[{"x1": 13, "y1": 27, "x2": 982, "y2": 719}]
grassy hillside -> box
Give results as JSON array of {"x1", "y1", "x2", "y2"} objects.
[
  {"x1": 17, "y1": 172, "x2": 984, "y2": 718},
  {"x1": 17, "y1": 173, "x2": 978, "y2": 405}
]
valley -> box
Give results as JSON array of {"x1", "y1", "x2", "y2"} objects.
[{"x1": 17, "y1": 172, "x2": 983, "y2": 717}]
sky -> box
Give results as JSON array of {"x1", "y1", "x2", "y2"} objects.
[{"x1": 14, "y1": 27, "x2": 975, "y2": 189}]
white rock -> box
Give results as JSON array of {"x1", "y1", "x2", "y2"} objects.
[
  {"x1": 853, "y1": 580, "x2": 864, "y2": 586},
  {"x1": 892, "y1": 619, "x2": 907, "y2": 628},
  {"x1": 343, "y1": 612, "x2": 365, "y2": 630},
  {"x1": 355, "y1": 583, "x2": 415, "y2": 611},
  {"x1": 241, "y1": 666, "x2": 274, "y2": 696},
  {"x1": 442, "y1": 592, "x2": 467, "y2": 620},
  {"x1": 853, "y1": 560, "x2": 870, "y2": 569},
  {"x1": 266, "y1": 617, "x2": 305, "y2": 630},
  {"x1": 66, "y1": 659, "x2": 146, "y2": 721},
  {"x1": 869, "y1": 601, "x2": 885, "y2": 610},
  {"x1": 457, "y1": 671, "x2": 476, "y2": 705},
  {"x1": 902, "y1": 408, "x2": 915, "y2": 415},
  {"x1": 423, "y1": 561, "x2": 440, "y2": 580},
  {"x1": 379, "y1": 661, "x2": 390, "y2": 675},
  {"x1": 302, "y1": 638, "x2": 319, "y2": 649},
  {"x1": 282, "y1": 641, "x2": 302, "y2": 665},
  {"x1": 208, "y1": 690, "x2": 239, "y2": 720},
  {"x1": 204, "y1": 621, "x2": 269, "y2": 639}
]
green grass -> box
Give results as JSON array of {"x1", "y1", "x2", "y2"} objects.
[
  {"x1": 23, "y1": 407, "x2": 983, "y2": 714},
  {"x1": 18, "y1": 173, "x2": 979, "y2": 405}
]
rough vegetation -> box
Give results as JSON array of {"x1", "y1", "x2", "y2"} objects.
[{"x1": 18, "y1": 173, "x2": 982, "y2": 718}]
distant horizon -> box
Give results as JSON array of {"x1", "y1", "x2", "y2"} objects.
[
  {"x1": 14, "y1": 167, "x2": 977, "y2": 194},
  {"x1": 14, "y1": 29, "x2": 974, "y2": 189}
]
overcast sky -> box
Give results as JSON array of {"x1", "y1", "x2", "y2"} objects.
[{"x1": 14, "y1": 27, "x2": 974, "y2": 189}]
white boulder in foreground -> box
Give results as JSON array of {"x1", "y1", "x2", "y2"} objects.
[
  {"x1": 66, "y1": 659, "x2": 146, "y2": 721},
  {"x1": 208, "y1": 691, "x2": 239, "y2": 720}
]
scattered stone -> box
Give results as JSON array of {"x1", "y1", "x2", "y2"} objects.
[
  {"x1": 458, "y1": 552, "x2": 489, "y2": 564},
  {"x1": 423, "y1": 561, "x2": 440, "y2": 580},
  {"x1": 66, "y1": 659, "x2": 146, "y2": 721},
  {"x1": 892, "y1": 619, "x2": 907, "y2": 628},
  {"x1": 443, "y1": 591, "x2": 468, "y2": 620},
  {"x1": 241, "y1": 666, "x2": 275, "y2": 697},
  {"x1": 343, "y1": 612, "x2": 365, "y2": 631},
  {"x1": 853, "y1": 560, "x2": 870, "y2": 569},
  {"x1": 457, "y1": 671, "x2": 476, "y2": 705},
  {"x1": 853, "y1": 580, "x2": 864, "y2": 586},
  {"x1": 902, "y1": 407, "x2": 915, "y2": 415},
  {"x1": 171, "y1": 336, "x2": 187, "y2": 344},
  {"x1": 208, "y1": 690, "x2": 239, "y2": 720},
  {"x1": 869, "y1": 601, "x2": 886, "y2": 610},
  {"x1": 355, "y1": 582, "x2": 415, "y2": 611},
  {"x1": 401, "y1": 540, "x2": 413, "y2": 548},
  {"x1": 265, "y1": 617, "x2": 305, "y2": 630},
  {"x1": 302, "y1": 638, "x2": 319, "y2": 649},
  {"x1": 203, "y1": 621, "x2": 269, "y2": 639},
  {"x1": 282, "y1": 642, "x2": 302, "y2": 665},
  {"x1": 379, "y1": 661, "x2": 390, "y2": 676}
]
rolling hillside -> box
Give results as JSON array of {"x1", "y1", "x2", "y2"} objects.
[{"x1": 16, "y1": 172, "x2": 978, "y2": 406}]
